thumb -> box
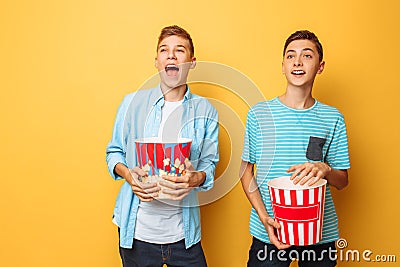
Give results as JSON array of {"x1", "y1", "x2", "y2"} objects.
[
  {"x1": 184, "y1": 159, "x2": 195, "y2": 171},
  {"x1": 287, "y1": 165, "x2": 297, "y2": 173}
]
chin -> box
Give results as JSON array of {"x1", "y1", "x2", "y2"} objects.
[{"x1": 163, "y1": 79, "x2": 186, "y2": 89}]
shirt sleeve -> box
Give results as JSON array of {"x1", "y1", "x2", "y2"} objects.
[
  {"x1": 106, "y1": 93, "x2": 135, "y2": 180},
  {"x1": 325, "y1": 114, "x2": 351, "y2": 170},
  {"x1": 241, "y1": 108, "x2": 258, "y2": 164},
  {"x1": 194, "y1": 106, "x2": 219, "y2": 192}
]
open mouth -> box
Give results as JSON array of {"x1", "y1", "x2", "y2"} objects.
[
  {"x1": 165, "y1": 64, "x2": 179, "y2": 77},
  {"x1": 291, "y1": 70, "x2": 305, "y2": 76}
]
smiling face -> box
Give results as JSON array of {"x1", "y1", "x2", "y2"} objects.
[
  {"x1": 282, "y1": 39, "x2": 325, "y2": 89},
  {"x1": 155, "y1": 35, "x2": 196, "y2": 92}
]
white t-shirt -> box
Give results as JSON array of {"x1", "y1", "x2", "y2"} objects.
[{"x1": 134, "y1": 100, "x2": 184, "y2": 244}]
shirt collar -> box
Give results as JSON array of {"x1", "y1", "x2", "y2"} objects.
[{"x1": 153, "y1": 84, "x2": 192, "y2": 106}]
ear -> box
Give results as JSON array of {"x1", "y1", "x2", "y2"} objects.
[
  {"x1": 190, "y1": 57, "x2": 197, "y2": 69},
  {"x1": 154, "y1": 57, "x2": 158, "y2": 69},
  {"x1": 317, "y1": 61, "x2": 325, "y2": 74},
  {"x1": 281, "y1": 61, "x2": 285, "y2": 74}
]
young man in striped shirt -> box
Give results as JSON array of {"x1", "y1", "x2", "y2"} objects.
[{"x1": 240, "y1": 30, "x2": 350, "y2": 266}]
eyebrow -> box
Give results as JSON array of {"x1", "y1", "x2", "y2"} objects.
[
  {"x1": 286, "y1": 48, "x2": 315, "y2": 54},
  {"x1": 158, "y1": 44, "x2": 188, "y2": 50}
]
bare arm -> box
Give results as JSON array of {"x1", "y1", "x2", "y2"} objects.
[
  {"x1": 240, "y1": 160, "x2": 291, "y2": 249},
  {"x1": 325, "y1": 168, "x2": 348, "y2": 190}
]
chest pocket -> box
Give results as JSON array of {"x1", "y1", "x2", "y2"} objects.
[{"x1": 306, "y1": 136, "x2": 326, "y2": 161}]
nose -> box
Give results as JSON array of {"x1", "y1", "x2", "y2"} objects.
[
  {"x1": 167, "y1": 50, "x2": 176, "y2": 60},
  {"x1": 294, "y1": 56, "x2": 303, "y2": 66}
]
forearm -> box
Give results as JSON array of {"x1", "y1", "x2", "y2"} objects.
[
  {"x1": 240, "y1": 161, "x2": 271, "y2": 222},
  {"x1": 325, "y1": 168, "x2": 348, "y2": 190},
  {"x1": 114, "y1": 163, "x2": 132, "y2": 185},
  {"x1": 195, "y1": 171, "x2": 206, "y2": 187}
]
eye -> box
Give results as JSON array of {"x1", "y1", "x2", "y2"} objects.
[
  {"x1": 176, "y1": 49, "x2": 185, "y2": 53},
  {"x1": 304, "y1": 54, "x2": 312, "y2": 58},
  {"x1": 287, "y1": 55, "x2": 294, "y2": 59},
  {"x1": 159, "y1": 48, "x2": 167, "y2": 53}
]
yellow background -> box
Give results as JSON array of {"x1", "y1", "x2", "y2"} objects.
[{"x1": 1, "y1": 0, "x2": 399, "y2": 266}]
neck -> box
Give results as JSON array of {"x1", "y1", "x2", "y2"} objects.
[
  {"x1": 160, "y1": 83, "x2": 187, "y2": 101},
  {"x1": 279, "y1": 85, "x2": 315, "y2": 109}
]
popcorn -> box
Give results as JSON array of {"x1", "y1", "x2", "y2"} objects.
[
  {"x1": 178, "y1": 164, "x2": 185, "y2": 173},
  {"x1": 163, "y1": 158, "x2": 170, "y2": 167},
  {"x1": 142, "y1": 164, "x2": 150, "y2": 173},
  {"x1": 174, "y1": 158, "x2": 181, "y2": 168}
]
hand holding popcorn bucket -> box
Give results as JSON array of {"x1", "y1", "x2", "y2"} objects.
[
  {"x1": 135, "y1": 138, "x2": 192, "y2": 199},
  {"x1": 267, "y1": 176, "x2": 327, "y2": 246}
]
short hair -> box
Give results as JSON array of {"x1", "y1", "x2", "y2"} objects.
[
  {"x1": 283, "y1": 30, "x2": 323, "y2": 61},
  {"x1": 157, "y1": 25, "x2": 194, "y2": 57}
]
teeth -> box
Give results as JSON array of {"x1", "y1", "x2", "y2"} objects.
[
  {"x1": 292, "y1": 70, "x2": 305, "y2": 75},
  {"x1": 165, "y1": 65, "x2": 179, "y2": 71}
]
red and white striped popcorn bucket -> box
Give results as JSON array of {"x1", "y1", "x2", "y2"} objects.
[
  {"x1": 267, "y1": 176, "x2": 327, "y2": 246},
  {"x1": 135, "y1": 138, "x2": 192, "y2": 199}
]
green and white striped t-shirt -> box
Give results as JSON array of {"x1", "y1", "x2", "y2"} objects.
[{"x1": 241, "y1": 97, "x2": 350, "y2": 244}]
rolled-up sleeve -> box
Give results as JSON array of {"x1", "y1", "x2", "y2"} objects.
[{"x1": 106, "y1": 93, "x2": 135, "y2": 180}]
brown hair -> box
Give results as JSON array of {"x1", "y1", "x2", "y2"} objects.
[
  {"x1": 283, "y1": 30, "x2": 323, "y2": 61},
  {"x1": 157, "y1": 25, "x2": 194, "y2": 57}
]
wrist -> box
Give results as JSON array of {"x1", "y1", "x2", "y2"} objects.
[
  {"x1": 197, "y1": 171, "x2": 206, "y2": 187},
  {"x1": 325, "y1": 162, "x2": 332, "y2": 173},
  {"x1": 259, "y1": 212, "x2": 272, "y2": 223}
]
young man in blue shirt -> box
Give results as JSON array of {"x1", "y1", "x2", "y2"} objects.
[
  {"x1": 106, "y1": 25, "x2": 219, "y2": 267},
  {"x1": 241, "y1": 30, "x2": 350, "y2": 266}
]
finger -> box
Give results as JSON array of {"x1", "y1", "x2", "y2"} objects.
[
  {"x1": 162, "y1": 175, "x2": 187, "y2": 183},
  {"x1": 140, "y1": 182, "x2": 159, "y2": 190},
  {"x1": 169, "y1": 190, "x2": 191, "y2": 201},
  {"x1": 162, "y1": 188, "x2": 191, "y2": 197},
  {"x1": 185, "y1": 160, "x2": 195, "y2": 171},
  {"x1": 159, "y1": 180, "x2": 181, "y2": 190},
  {"x1": 275, "y1": 241, "x2": 291, "y2": 250},
  {"x1": 298, "y1": 168, "x2": 316, "y2": 185},
  {"x1": 267, "y1": 229, "x2": 289, "y2": 248},
  {"x1": 287, "y1": 164, "x2": 300, "y2": 173},
  {"x1": 291, "y1": 169, "x2": 304, "y2": 183},
  {"x1": 133, "y1": 189, "x2": 157, "y2": 201},
  {"x1": 290, "y1": 165, "x2": 305, "y2": 181},
  {"x1": 307, "y1": 176, "x2": 319, "y2": 186},
  {"x1": 299, "y1": 174, "x2": 313, "y2": 186},
  {"x1": 266, "y1": 224, "x2": 280, "y2": 245},
  {"x1": 267, "y1": 217, "x2": 280, "y2": 229},
  {"x1": 129, "y1": 171, "x2": 148, "y2": 187},
  {"x1": 131, "y1": 185, "x2": 155, "y2": 196},
  {"x1": 307, "y1": 172, "x2": 323, "y2": 186},
  {"x1": 143, "y1": 185, "x2": 161, "y2": 194},
  {"x1": 131, "y1": 166, "x2": 147, "y2": 177},
  {"x1": 131, "y1": 182, "x2": 159, "y2": 196},
  {"x1": 293, "y1": 164, "x2": 313, "y2": 184}
]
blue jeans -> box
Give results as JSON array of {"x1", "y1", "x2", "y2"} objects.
[
  {"x1": 119, "y1": 238, "x2": 207, "y2": 267},
  {"x1": 248, "y1": 237, "x2": 337, "y2": 267}
]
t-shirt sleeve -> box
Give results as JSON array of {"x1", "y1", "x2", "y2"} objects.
[
  {"x1": 326, "y1": 114, "x2": 350, "y2": 170},
  {"x1": 241, "y1": 108, "x2": 258, "y2": 164}
]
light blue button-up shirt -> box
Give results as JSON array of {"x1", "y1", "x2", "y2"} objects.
[{"x1": 106, "y1": 85, "x2": 219, "y2": 249}]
